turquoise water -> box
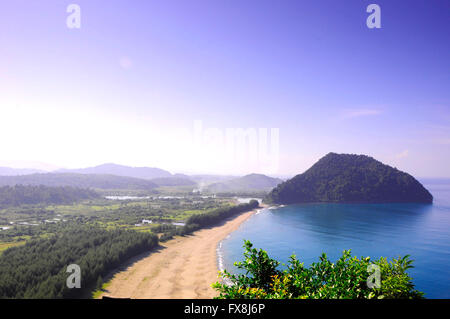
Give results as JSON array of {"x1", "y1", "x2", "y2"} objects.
[{"x1": 220, "y1": 180, "x2": 450, "y2": 298}]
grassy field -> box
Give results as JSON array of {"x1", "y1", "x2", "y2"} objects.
[
  {"x1": 0, "y1": 240, "x2": 26, "y2": 255},
  {"x1": 91, "y1": 281, "x2": 112, "y2": 299},
  {"x1": 154, "y1": 185, "x2": 197, "y2": 194},
  {"x1": 0, "y1": 191, "x2": 235, "y2": 258}
]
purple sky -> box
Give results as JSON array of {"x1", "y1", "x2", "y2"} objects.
[{"x1": 0, "y1": 0, "x2": 449, "y2": 176}]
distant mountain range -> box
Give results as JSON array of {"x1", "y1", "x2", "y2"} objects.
[
  {"x1": 57, "y1": 163, "x2": 172, "y2": 180},
  {"x1": 0, "y1": 167, "x2": 45, "y2": 176},
  {"x1": 0, "y1": 158, "x2": 435, "y2": 202},
  {"x1": 150, "y1": 176, "x2": 197, "y2": 187},
  {"x1": 266, "y1": 153, "x2": 433, "y2": 204},
  {"x1": 0, "y1": 163, "x2": 289, "y2": 193},
  {"x1": 0, "y1": 173, "x2": 159, "y2": 190},
  {"x1": 205, "y1": 174, "x2": 283, "y2": 193}
]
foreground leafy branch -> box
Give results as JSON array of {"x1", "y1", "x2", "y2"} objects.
[{"x1": 213, "y1": 240, "x2": 424, "y2": 299}]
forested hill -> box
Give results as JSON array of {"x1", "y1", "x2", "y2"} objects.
[
  {"x1": 0, "y1": 185, "x2": 99, "y2": 207},
  {"x1": 0, "y1": 173, "x2": 158, "y2": 190},
  {"x1": 150, "y1": 176, "x2": 197, "y2": 187},
  {"x1": 266, "y1": 153, "x2": 433, "y2": 204},
  {"x1": 206, "y1": 174, "x2": 282, "y2": 193}
]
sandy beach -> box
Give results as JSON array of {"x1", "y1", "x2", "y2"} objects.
[{"x1": 99, "y1": 206, "x2": 260, "y2": 299}]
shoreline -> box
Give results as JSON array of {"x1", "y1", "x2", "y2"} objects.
[{"x1": 99, "y1": 205, "x2": 263, "y2": 299}]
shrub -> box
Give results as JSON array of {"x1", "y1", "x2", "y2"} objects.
[{"x1": 213, "y1": 240, "x2": 424, "y2": 299}]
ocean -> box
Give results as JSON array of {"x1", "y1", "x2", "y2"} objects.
[{"x1": 220, "y1": 179, "x2": 450, "y2": 298}]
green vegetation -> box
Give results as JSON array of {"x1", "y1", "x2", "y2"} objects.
[
  {"x1": 0, "y1": 241, "x2": 26, "y2": 255},
  {"x1": 0, "y1": 185, "x2": 99, "y2": 207},
  {"x1": 0, "y1": 199, "x2": 232, "y2": 258},
  {"x1": 213, "y1": 241, "x2": 424, "y2": 299},
  {"x1": 0, "y1": 186, "x2": 258, "y2": 298},
  {"x1": 156, "y1": 200, "x2": 260, "y2": 242},
  {"x1": 0, "y1": 166, "x2": 260, "y2": 299},
  {"x1": 266, "y1": 153, "x2": 433, "y2": 204},
  {"x1": 150, "y1": 177, "x2": 196, "y2": 187},
  {"x1": 186, "y1": 200, "x2": 259, "y2": 229},
  {"x1": 206, "y1": 174, "x2": 282, "y2": 194},
  {"x1": 0, "y1": 224, "x2": 158, "y2": 298},
  {"x1": 154, "y1": 185, "x2": 197, "y2": 195},
  {"x1": 0, "y1": 195, "x2": 230, "y2": 227},
  {"x1": 91, "y1": 280, "x2": 112, "y2": 299}
]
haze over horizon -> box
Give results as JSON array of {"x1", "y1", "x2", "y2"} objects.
[
  {"x1": 1, "y1": 1, "x2": 449, "y2": 177},
  {"x1": 0, "y1": 156, "x2": 448, "y2": 180}
]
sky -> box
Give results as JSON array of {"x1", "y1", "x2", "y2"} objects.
[{"x1": 0, "y1": 0, "x2": 449, "y2": 177}]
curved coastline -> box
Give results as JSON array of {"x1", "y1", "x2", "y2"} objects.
[
  {"x1": 214, "y1": 205, "x2": 270, "y2": 286},
  {"x1": 99, "y1": 205, "x2": 263, "y2": 299},
  {"x1": 215, "y1": 206, "x2": 268, "y2": 286}
]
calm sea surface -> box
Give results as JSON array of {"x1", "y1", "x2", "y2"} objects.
[{"x1": 220, "y1": 179, "x2": 450, "y2": 298}]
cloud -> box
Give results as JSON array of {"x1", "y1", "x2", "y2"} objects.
[
  {"x1": 395, "y1": 150, "x2": 409, "y2": 159},
  {"x1": 342, "y1": 109, "x2": 382, "y2": 119}
]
